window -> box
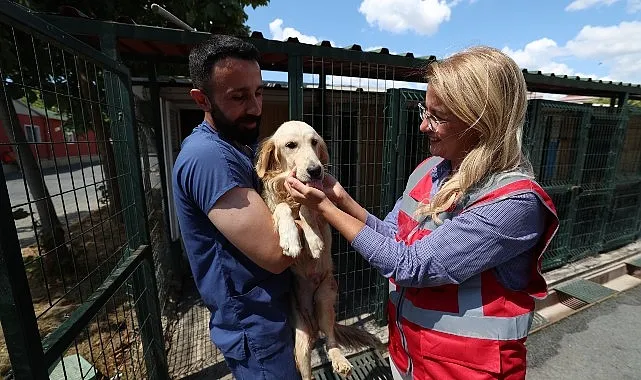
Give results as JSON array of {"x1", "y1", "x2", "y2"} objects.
[{"x1": 24, "y1": 125, "x2": 41, "y2": 143}]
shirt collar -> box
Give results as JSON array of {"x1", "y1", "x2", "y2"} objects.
[{"x1": 431, "y1": 158, "x2": 452, "y2": 181}]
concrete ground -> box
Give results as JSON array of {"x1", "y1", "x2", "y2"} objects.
[{"x1": 526, "y1": 283, "x2": 641, "y2": 380}]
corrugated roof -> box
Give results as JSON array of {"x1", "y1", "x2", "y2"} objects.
[{"x1": 37, "y1": 13, "x2": 641, "y2": 100}]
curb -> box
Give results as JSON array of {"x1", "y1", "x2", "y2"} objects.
[{"x1": 531, "y1": 240, "x2": 641, "y2": 334}]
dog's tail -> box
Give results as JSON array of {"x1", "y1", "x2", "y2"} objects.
[{"x1": 333, "y1": 323, "x2": 385, "y2": 351}]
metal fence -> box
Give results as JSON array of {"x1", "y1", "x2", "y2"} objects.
[
  {"x1": 2, "y1": 7, "x2": 641, "y2": 379},
  {"x1": 293, "y1": 54, "x2": 422, "y2": 322},
  {"x1": 0, "y1": 2, "x2": 167, "y2": 379}
]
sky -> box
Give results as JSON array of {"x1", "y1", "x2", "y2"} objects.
[{"x1": 244, "y1": 0, "x2": 641, "y2": 88}]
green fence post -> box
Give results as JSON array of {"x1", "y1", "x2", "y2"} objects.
[
  {"x1": 100, "y1": 33, "x2": 170, "y2": 380},
  {"x1": 374, "y1": 89, "x2": 401, "y2": 325},
  {"x1": 288, "y1": 53, "x2": 303, "y2": 121},
  {"x1": 0, "y1": 168, "x2": 48, "y2": 379}
]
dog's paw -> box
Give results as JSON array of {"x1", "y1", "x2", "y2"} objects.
[
  {"x1": 279, "y1": 223, "x2": 302, "y2": 257},
  {"x1": 307, "y1": 234, "x2": 324, "y2": 259},
  {"x1": 328, "y1": 348, "x2": 353, "y2": 378}
]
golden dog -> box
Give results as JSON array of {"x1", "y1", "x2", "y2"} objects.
[{"x1": 255, "y1": 120, "x2": 382, "y2": 379}]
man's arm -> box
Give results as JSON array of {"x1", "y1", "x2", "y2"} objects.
[{"x1": 208, "y1": 186, "x2": 294, "y2": 274}]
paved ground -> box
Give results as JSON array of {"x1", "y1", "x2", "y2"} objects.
[
  {"x1": 4, "y1": 155, "x2": 159, "y2": 246},
  {"x1": 526, "y1": 284, "x2": 641, "y2": 380}
]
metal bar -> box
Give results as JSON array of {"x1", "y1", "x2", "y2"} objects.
[
  {"x1": 100, "y1": 33, "x2": 170, "y2": 380},
  {"x1": 0, "y1": 1, "x2": 129, "y2": 75},
  {"x1": 40, "y1": 245, "x2": 150, "y2": 364},
  {"x1": 119, "y1": 72, "x2": 170, "y2": 379},
  {"x1": 151, "y1": 3, "x2": 196, "y2": 31},
  {"x1": 288, "y1": 53, "x2": 303, "y2": 120},
  {"x1": 0, "y1": 157, "x2": 48, "y2": 379},
  {"x1": 147, "y1": 61, "x2": 177, "y2": 268}
]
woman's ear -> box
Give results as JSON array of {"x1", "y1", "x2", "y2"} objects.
[{"x1": 255, "y1": 138, "x2": 278, "y2": 178}]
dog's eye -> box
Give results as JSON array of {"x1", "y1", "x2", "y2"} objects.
[
  {"x1": 285, "y1": 142, "x2": 298, "y2": 149},
  {"x1": 311, "y1": 138, "x2": 318, "y2": 146}
]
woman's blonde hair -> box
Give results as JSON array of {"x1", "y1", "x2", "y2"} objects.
[{"x1": 417, "y1": 45, "x2": 533, "y2": 223}]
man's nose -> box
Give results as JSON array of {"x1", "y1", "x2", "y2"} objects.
[{"x1": 246, "y1": 95, "x2": 261, "y2": 115}]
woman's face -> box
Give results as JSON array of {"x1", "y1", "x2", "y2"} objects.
[{"x1": 420, "y1": 86, "x2": 479, "y2": 169}]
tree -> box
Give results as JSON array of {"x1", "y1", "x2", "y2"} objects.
[
  {"x1": 0, "y1": 25, "x2": 69, "y2": 273},
  {"x1": 19, "y1": 0, "x2": 269, "y2": 36}
]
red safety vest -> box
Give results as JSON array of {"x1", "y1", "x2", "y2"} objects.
[{"x1": 388, "y1": 156, "x2": 559, "y2": 380}]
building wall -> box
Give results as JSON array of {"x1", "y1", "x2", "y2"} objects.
[{"x1": 0, "y1": 113, "x2": 99, "y2": 163}]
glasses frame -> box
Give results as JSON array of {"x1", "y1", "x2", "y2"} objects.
[{"x1": 417, "y1": 103, "x2": 448, "y2": 130}]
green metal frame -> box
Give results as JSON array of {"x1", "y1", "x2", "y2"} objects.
[
  {"x1": 100, "y1": 32, "x2": 170, "y2": 380},
  {"x1": 0, "y1": 159, "x2": 48, "y2": 379},
  {"x1": 0, "y1": 2, "x2": 169, "y2": 378}
]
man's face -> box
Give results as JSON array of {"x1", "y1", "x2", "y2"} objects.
[{"x1": 202, "y1": 57, "x2": 264, "y2": 146}]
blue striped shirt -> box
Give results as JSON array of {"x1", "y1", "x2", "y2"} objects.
[{"x1": 351, "y1": 160, "x2": 546, "y2": 291}]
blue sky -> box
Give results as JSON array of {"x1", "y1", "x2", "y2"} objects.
[{"x1": 245, "y1": 0, "x2": 641, "y2": 86}]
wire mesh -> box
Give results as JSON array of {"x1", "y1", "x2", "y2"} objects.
[
  {"x1": 531, "y1": 101, "x2": 588, "y2": 187},
  {"x1": 603, "y1": 180, "x2": 641, "y2": 250},
  {"x1": 580, "y1": 108, "x2": 623, "y2": 190},
  {"x1": 47, "y1": 270, "x2": 150, "y2": 380},
  {"x1": 298, "y1": 56, "x2": 425, "y2": 322},
  {"x1": 616, "y1": 108, "x2": 641, "y2": 180},
  {"x1": 134, "y1": 97, "x2": 179, "y2": 319},
  {"x1": 540, "y1": 186, "x2": 574, "y2": 271},
  {"x1": 0, "y1": 15, "x2": 157, "y2": 378},
  {"x1": 568, "y1": 189, "x2": 611, "y2": 261},
  {"x1": 396, "y1": 90, "x2": 430, "y2": 196}
]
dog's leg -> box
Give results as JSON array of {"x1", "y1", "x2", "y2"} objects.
[
  {"x1": 299, "y1": 205, "x2": 324, "y2": 259},
  {"x1": 291, "y1": 282, "x2": 317, "y2": 380},
  {"x1": 315, "y1": 273, "x2": 353, "y2": 378},
  {"x1": 274, "y1": 202, "x2": 302, "y2": 257}
]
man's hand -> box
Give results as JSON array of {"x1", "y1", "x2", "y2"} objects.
[{"x1": 207, "y1": 187, "x2": 294, "y2": 274}]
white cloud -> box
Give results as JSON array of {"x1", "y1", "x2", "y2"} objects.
[
  {"x1": 358, "y1": 0, "x2": 453, "y2": 36},
  {"x1": 565, "y1": 0, "x2": 619, "y2": 11},
  {"x1": 628, "y1": 0, "x2": 641, "y2": 12},
  {"x1": 566, "y1": 21, "x2": 641, "y2": 58},
  {"x1": 565, "y1": 0, "x2": 640, "y2": 12},
  {"x1": 502, "y1": 21, "x2": 641, "y2": 84},
  {"x1": 269, "y1": 18, "x2": 335, "y2": 46}
]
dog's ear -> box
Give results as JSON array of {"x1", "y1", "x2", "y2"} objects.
[
  {"x1": 255, "y1": 138, "x2": 279, "y2": 178},
  {"x1": 318, "y1": 138, "x2": 329, "y2": 166}
]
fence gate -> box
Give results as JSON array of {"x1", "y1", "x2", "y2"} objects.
[
  {"x1": 377, "y1": 88, "x2": 427, "y2": 323},
  {"x1": 0, "y1": 2, "x2": 168, "y2": 379}
]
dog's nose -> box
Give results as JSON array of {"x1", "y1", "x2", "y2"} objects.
[{"x1": 307, "y1": 165, "x2": 322, "y2": 179}]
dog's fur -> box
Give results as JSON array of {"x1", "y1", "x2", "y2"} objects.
[{"x1": 255, "y1": 121, "x2": 382, "y2": 379}]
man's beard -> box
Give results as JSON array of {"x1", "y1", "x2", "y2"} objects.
[{"x1": 211, "y1": 101, "x2": 261, "y2": 146}]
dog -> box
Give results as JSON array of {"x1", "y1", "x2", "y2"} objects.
[{"x1": 255, "y1": 120, "x2": 383, "y2": 380}]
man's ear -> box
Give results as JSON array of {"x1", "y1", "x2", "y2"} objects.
[{"x1": 190, "y1": 89, "x2": 212, "y2": 112}]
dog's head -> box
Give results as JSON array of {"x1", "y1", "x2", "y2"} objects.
[{"x1": 255, "y1": 121, "x2": 329, "y2": 186}]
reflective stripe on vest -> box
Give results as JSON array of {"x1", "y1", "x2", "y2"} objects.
[{"x1": 387, "y1": 157, "x2": 559, "y2": 376}]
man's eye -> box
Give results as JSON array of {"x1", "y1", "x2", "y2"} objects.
[{"x1": 285, "y1": 142, "x2": 297, "y2": 149}]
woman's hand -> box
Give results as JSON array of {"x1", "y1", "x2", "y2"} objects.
[
  {"x1": 321, "y1": 173, "x2": 348, "y2": 207},
  {"x1": 285, "y1": 169, "x2": 333, "y2": 212}
]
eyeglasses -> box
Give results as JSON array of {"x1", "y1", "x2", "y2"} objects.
[{"x1": 417, "y1": 103, "x2": 448, "y2": 130}]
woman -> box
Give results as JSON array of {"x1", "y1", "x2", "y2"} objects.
[{"x1": 285, "y1": 46, "x2": 559, "y2": 380}]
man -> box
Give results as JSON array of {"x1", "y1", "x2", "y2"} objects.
[{"x1": 172, "y1": 34, "x2": 300, "y2": 379}]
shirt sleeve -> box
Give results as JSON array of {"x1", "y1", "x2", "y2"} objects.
[
  {"x1": 351, "y1": 192, "x2": 547, "y2": 288},
  {"x1": 363, "y1": 197, "x2": 402, "y2": 238},
  {"x1": 174, "y1": 139, "x2": 254, "y2": 216}
]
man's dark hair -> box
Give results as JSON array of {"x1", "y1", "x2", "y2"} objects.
[{"x1": 188, "y1": 34, "x2": 260, "y2": 93}]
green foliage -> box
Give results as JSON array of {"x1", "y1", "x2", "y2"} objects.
[{"x1": 21, "y1": 0, "x2": 269, "y2": 36}]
